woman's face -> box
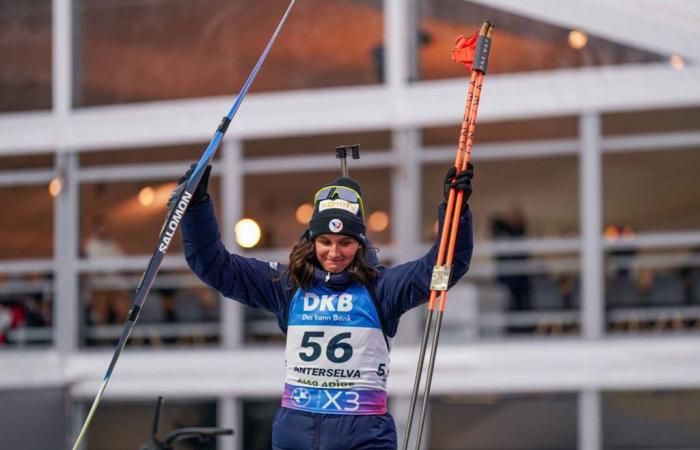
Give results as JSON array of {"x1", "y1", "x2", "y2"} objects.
[{"x1": 314, "y1": 234, "x2": 361, "y2": 273}]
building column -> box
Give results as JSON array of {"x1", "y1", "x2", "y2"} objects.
[
  {"x1": 221, "y1": 140, "x2": 245, "y2": 348},
  {"x1": 218, "y1": 396, "x2": 243, "y2": 450},
  {"x1": 390, "y1": 129, "x2": 422, "y2": 347},
  {"x1": 578, "y1": 389, "x2": 602, "y2": 450},
  {"x1": 54, "y1": 152, "x2": 79, "y2": 352},
  {"x1": 579, "y1": 112, "x2": 604, "y2": 339},
  {"x1": 578, "y1": 112, "x2": 604, "y2": 450},
  {"x1": 52, "y1": 0, "x2": 73, "y2": 115}
]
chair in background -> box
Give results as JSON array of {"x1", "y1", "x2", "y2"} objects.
[
  {"x1": 688, "y1": 271, "x2": 700, "y2": 304},
  {"x1": 606, "y1": 273, "x2": 642, "y2": 332},
  {"x1": 174, "y1": 291, "x2": 206, "y2": 345},
  {"x1": 529, "y1": 275, "x2": 567, "y2": 335},
  {"x1": 133, "y1": 292, "x2": 166, "y2": 346},
  {"x1": 645, "y1": 272, "x2": 686, "y2": 331}
]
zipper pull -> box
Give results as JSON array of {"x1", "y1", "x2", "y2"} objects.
[{"x1": 325, "y1": 271, "x2": 331, "y2": 282}]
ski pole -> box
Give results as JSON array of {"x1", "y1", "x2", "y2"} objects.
[
  {"x1": 402, "y1": 21, "x2": 493, "y2": 450},
  {"x1": 400, "y1": 68, "x2": 476, "y2": 450},
  {"x1": 70, "y1": 2, "x2": 297, "y2": 449}
]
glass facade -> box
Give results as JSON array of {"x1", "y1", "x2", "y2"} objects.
[
  {"x1": 0, "y1": 0, "x2": 52, "y2": 112},
  {"x1": 75, "y1": 0, "x2": 384, "y2": 107},
  {"x1": 603, "y1": 390, "x2": 700, "y2": 448},
  {"x1": 429, "y1": 393, "x2": 578, "y2": 449},
  {"x1": 0, "y1": 184, "x2": 54, "y2": 259}
]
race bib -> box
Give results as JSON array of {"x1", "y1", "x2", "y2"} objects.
[{"x1": 282, "y1": 284, "x2": 390, "y2": 415}]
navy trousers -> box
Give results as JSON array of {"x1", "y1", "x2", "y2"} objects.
[{"x1": 271, "y1": 407, "x2": 397, "y2": 450}]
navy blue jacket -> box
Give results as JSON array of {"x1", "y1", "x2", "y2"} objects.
[{"x1": 181, "y1": 199, "x2": 473, "y2": 449}]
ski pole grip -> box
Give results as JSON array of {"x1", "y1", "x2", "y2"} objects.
[{"x1": 473, "y1": 21, "x2": 494, "y2": 73}]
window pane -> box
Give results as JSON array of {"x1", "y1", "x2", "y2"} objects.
[
  {"x1": 603, "y1": 106, "x2": 700, "y2": 136},
  {"x1": 0, "y1": 388, "x2": 66, "y2": 449},
  {"x1": 448, "y1": 257, "x2": 581, "y2": 340},
  {"x1": 76, "y1": 0, "x2": 383, "y2": 107},
  {"x1": 243, "y1": 399, "x2": 278, "y2": 450},
  {"x1": 416, "y1": 0, "x2": 664, "y2": 81},
  {"x1": 421, "y1": 156, "x2": 580, "y2": 243},
  {"x1": 80, "y1": 270, "x2": 221, "y2": 348},
  {"x1": 0, "y1": 0, "x2": 52, "y2": 112},
  {"x1": 604, "y1": 390, "x2": 700, "y2": 448},
  {"x1": 0, "y1": 185, "x2": 53, "y2": 259},
  {"x1": 605, "y1": 246, "x2": 700, "y2": 335},
  {"x1": 244, "y1": 130, "x2": 391, "y2": 158},
  {"x1": 83, "y1": 399, "x2": 217, "y2": 449},
  {"x1": 80, "y1": 143, "x2": 220, "y2": 167},
  {"x1": 80, "y1": 177, "x2": 221, "y2": 255},
  {"x1": 0, "y1": 153, "x2": 54, "y2": 170},
  {"x1": 422, "y1": 116, "x2": 578, "y2": 146},
  {"x1": 429, "y1": 393, "x2": 577, "y2": 449},
  {"x1": 603, "y1": 148, "x2": 700, "y2": 233}
]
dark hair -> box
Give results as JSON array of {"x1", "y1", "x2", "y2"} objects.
[{"x1": 286, "y1": 238, "x2": 378, "y2": 290}]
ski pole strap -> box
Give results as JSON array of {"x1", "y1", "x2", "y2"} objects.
[{"x1": 430, "y1": 265, "x2": 452, "y2": 292}]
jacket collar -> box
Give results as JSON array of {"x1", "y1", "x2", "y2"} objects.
[{"x1": 312, "y1": 266, "x2": 354, "y2": 290}]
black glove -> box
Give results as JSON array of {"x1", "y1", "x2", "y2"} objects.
[
  {"x1": 443, "y1": 162, "x2": 474, "y2": 206},
  {"x1": 169, "y1": 163, "x2": 211, "y2": 209}
]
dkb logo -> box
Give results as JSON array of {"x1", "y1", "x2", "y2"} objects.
[{"x1": 303, "y1": 293, "x2": 354, "y2": 312}]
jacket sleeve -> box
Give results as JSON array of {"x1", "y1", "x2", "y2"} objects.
[
  {"x1": 375, "y1": 202, "x2": 473, "y2": 336},
  {"x1": 180, "y1": 199, "x2": 290, "y2": 322}
]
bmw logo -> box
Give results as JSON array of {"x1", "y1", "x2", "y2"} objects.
[
  {"x1": 291, "y1": 387, "x2": 311, "y2": 407},
  {"x1": 329, "y1": 219, "x2": 344, "y2": 233}
]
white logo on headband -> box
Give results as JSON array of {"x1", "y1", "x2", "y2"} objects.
[
  {"x1": 329, "y1": 219, "x2": 344, "y2": 233},
  {"x1": 319, "y1": 199, "x2": 359, "y2": 215}
]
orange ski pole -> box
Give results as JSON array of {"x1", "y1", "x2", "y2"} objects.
[{"x1": 402, "y1": 21, "x2": 493, "y2": 450}]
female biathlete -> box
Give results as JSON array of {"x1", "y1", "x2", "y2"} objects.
[{"x1": 179, "y1": 162, "x2": 474, "y2": 450}]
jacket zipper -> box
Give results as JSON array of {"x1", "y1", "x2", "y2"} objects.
[
  {"x1": 314, "y1": 413, "x2": 321, "y2": 450},
  {"x1": 325, "y1": 271, "x2": 331, "y2": 282}
]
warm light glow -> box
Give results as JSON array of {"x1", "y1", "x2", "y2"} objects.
[
  {"x1": 604, "y1": 225, "x2": 619, "y2": 241},
  {"x1": 295, "y1": 203, "x2": 314, "y2": 224},
  {"x1": 621, "y1": 226, "x2": 635, "y2": 239},
  {"x1": 368, "y1": 211, "x2": 390, "y2": 232},
  {"x1": 138, "y1": 186, "x2": 155, "y2": 207},
  {"x1": 235, "y1": 218, "x2": 262, "y2": 248},
  {"x1": 568, "y1": 30, "x2": 588, "y2": 50},
  {"x1": 48, "y1": 177, "x2": 63, "y2": 197},
  {"x1": 669, "y1": 54, "x2": 685, "y2": 70}
]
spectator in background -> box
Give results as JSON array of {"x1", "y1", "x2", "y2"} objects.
[
  {"x1": 491, "y1": 205, "x2": 530, "y2": 311},
  {"x1": 372, "y1": 29, "x2": 433, "y2": 82},
  {"x1": 84, "y1": 215, "x2": 130, "y2": 327},
  {"x1": 0, "y1": 275, "x2": 27, "y2": 345},
  {"x1": 0, "y1": 305, "x2": 12, "y2": 344},
  {"x1": 23, "y1": 272, "x2": 51, "y2": 328},
  {"x1": 680, "y1": 246, "x2": 700, "y2": 304},
  {"x1": 0, "y1": 273, "x2": 52, "y2": 346}
]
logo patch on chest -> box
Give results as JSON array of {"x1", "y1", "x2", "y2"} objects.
[{"x1": 303, "y1": 292, "x2": 353, "y2": 312}]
